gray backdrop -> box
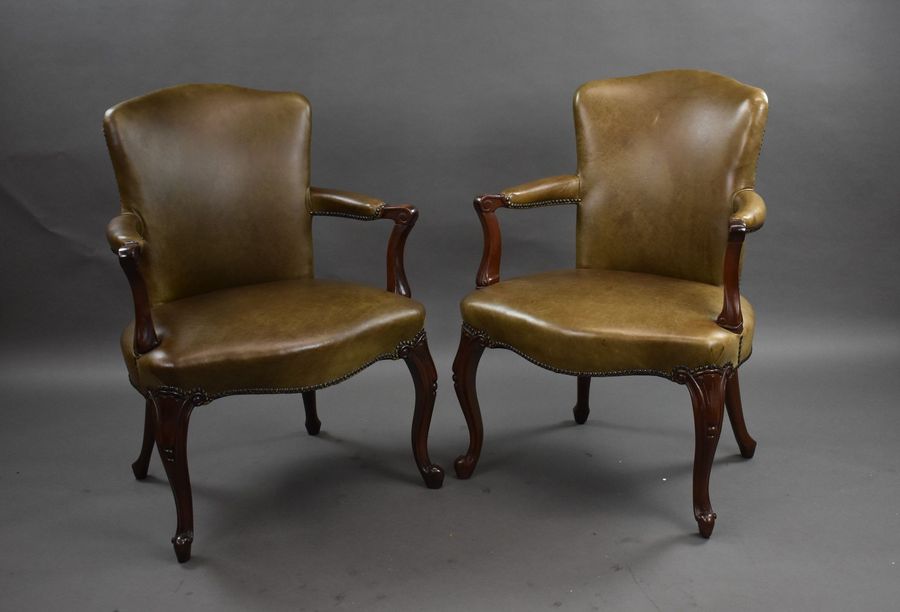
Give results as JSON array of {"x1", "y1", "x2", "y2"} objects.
[{"x1": 2, "y1": 1, "x2": 899, "y2": 610}]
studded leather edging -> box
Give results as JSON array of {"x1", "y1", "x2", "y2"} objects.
[
  {"x1": 142, "y1": 328, "x2": 426, "y2": 405},
  {"x1": 309, "y1": 203, "x2": 385, "y2": 221},
  {"x1": 461, "y1": 322, "x2": 748, "y2": 383},
  {"x1": 505, "y1": 197, "x2": 581, "y2": 209}
]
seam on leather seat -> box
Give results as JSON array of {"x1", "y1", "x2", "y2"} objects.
[
  {"x1": 137, "y1": 328, "x2": 425, "y2": 405},
  {"x1": 462, "y1": 322, "x2": 747, "y2": 381},
  {"x1": 309, "y1": 203, "x2": 385, "y2": 221},
  {"x1": 506, "y1": 198, "x2": 581, "y2": 209}
]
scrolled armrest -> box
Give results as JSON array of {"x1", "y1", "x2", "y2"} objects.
[
  {"x1": 380, "y1": 204, "x2": 418, "y2": 298},
  {"x1": 107, "y1": 212, "x2": 146, "y2": 253},
  {"x1": 473, "y1": 174, "x2": 580, "y2": 287},
  {"x1": 501, "y1": 174, "x2": 581, "y2": 208},
  {"x1": 307, "y1": 186, "x2": 385, "y2": 220},
  {"x1": 730, "y1": 189, "x2": 766, "y2": 232},
  {"x1": 308, "y1": 186, "x2": 418, "y2": 297},
  {"x1": 107, "y1": 213, "x2": 159, "y2": 354},
  {"x1": 717, "y1": 189, "x2": 767, "y2": 333}
]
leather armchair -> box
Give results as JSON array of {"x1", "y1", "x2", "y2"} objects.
[
  {"x1": 104, "y1": 84, "x2": 442, "y2": 562},
  {"x1": 453, "y1": 70, "x2": 769, "y2": 538}
]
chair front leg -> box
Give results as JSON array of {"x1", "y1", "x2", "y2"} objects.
[
  {"x1": 149, "y1": 390, "x2": 197, "y2": 562},
  {"x1": 402, "y1": 334, "x2": 444, "y2": 489},
  {"x1": 132, "y1": 397, "x2": 155, "y2": 480},
  {"x1": 452, "y1": 325, "x2": 486, "y2": 479},
  {"x1": 681, "y1": 367, "x2": 730, "y2": 538},
  {"x1": 573, "y1": 376, "x2": 591, "y2": 424},
  {"x1": 725, "y1": 370, "x2": 757, "y2": 458},
  {"x1": 302, "y1": 391, "x2": 321, "y2": 436}
]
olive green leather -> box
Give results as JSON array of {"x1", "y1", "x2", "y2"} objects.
[
  {"x1": 308, "y1": 186, "x2": 385, "y2": 220},
  {"x1": 121, "y1": 279, "x2": 424, "y2": 398},
  {"x1": 731, "y1": 189, "x2": 766, "y2": 232},
  {"x1": 463, "y1": 70, "x2": 767, "y2": 376},
  {"x1": 502, "y1": 175, "x2": 580, "y2": 207},
  {"x1": 106, "y1": 84, "x2": 426, "y2": 396},
  {"x1": 574, "y1": 70, "x2": 768, "y2": 285},
  {"x1": 462, "y1": 269, "x2": 753, "y2": 376},
  {"x1": 106, "y1": 212, "x2": 145, "y2": 252},
  {"x1": 104, "y1": 84, "x2": 314, "y2": 305}
]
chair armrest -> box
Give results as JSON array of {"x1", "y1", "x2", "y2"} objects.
[
  {"x1": 717, "y1": 189, "x2": 767, "y2": 333},
  {"x1": 106, "y1": 211, "x2": 146, "y2": 252},
  {"x1": 308, "y1": 186, "x2": 419, "y2": 297},
  {"x1": 730, "y1": 188, "x2": 766, "y2": 233},
  {"x1": 474, "y1": 175, "x2": 580, "y2": 287},
  {"x1": 307, "y1": 186, "x2": 385, "y2": 220},
  {"x1": 501, "y1": 174, "x2": 581, "y2": 208},
  {"x1": 106, "y1": 213, "x2": 159, "y2": 354}
]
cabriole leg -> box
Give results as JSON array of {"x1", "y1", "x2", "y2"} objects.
[
  {"x1": 403, "y1": 334, "x2": 444, "y2": 489},
  {"x1": 573, "y1": 376, "x2": 591, "y2": 424},
  {"x1": 725, "y1": 370, "x2": 757, "y2": 458},
  {"x1": 452, "y1": 326, "x2": 486, "y2": 479},
  {"x1": 132, "y1": 397, "x2": 155, "y2": 480},
  {"x1": 149, "y1": 391, "x2": 196, "y2": 562},
  {"x1": 682, "y1": 367, "x2": 729, "y2": 538},
  {"x1": 302, "y1": 391, "x2": 321, "y2": 436}
]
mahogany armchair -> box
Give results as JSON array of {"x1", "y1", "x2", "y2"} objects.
[
  {"x1": 104, "y1": 84, "x2": 443, "y2": 562},
  {"x1": 453, "y1": 70, "x2": 768, "y2": 537}
]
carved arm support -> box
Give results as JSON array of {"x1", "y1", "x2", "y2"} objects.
[
  {"x1": 308, "y1": 186, "x2": 419, "y2": 297},
  {"x1": 474, "y1": 174, "x2": 580, "y2": 287},
  {"x1": 107, "y1": 212, "x2": 159, "y2": 354},
  {"x1": 716, "y1": 189, "x2": 767, "y2": 333}
]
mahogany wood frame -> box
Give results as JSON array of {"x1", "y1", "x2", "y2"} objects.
[
  {"x1": 381, "y1": 205, "x2": 418, "y2": 297},
  {"x1": 473, "y1": 195, "x2": 516, "y2": 287},
  {"x1": 117, "y1": 242, "x2": 159, "y2": 355},
  {"x1": 455, "y1": 193, "x2": 759, "y2": 538},
  {"x1": 716, "y1": 218, "x2": 749, "y2": 333},
  {"x1": 115, "y1": 201, "x2": 442, "y2": 562}
]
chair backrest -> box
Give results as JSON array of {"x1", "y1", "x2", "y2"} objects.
[
  {"x1": 104, "y1": 84, "x2": 314, "y2": 304},
  {"x1": 574, "y1": 70, "x2": 768, "y2": 286}
]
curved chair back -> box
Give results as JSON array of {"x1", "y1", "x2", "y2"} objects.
[
  {"x1": 104, "y1": 84, "x2": 314, "y2": 304},
  {"x1": 574, "y1": 70, "x2": 768, "y2": 285}
]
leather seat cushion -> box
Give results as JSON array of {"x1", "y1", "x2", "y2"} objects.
[
  {"x1": 122, "y1": 279, "x2": 425, "y2": 397},
  {"x1": 460, "y1": 269, "x2": 753, "y2": 377}
]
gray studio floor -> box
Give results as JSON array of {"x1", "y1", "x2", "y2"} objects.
[{"x1": 2, "y1": 324, "x2": 899, "y2": 611}]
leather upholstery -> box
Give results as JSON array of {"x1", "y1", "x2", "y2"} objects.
[
  {"x1": 502, "y1": 175, "x2": 580, "y2": 207},
  {"x1": 106, "y1": 212, "x2": 145, "y2": 252},
  {"x1": 121, "y1": 279, "x2": 424, "y2": 398},
  {"x1": 104, "y1": 84, "x2": 314, "y2": 305},
  {"x1": 461, "y1": 269, "x2": 753, "y2": 376},
  {"x1": 106, "y1": 84, "x2": 426, "y2": 396},
  {"x1": 463, "y1": 70, "x2": 767, "y2": 376},
  {"x1": 308, "y1": 186, "x2": 385, "y2": 220},
  {"x1": 731, "y1": 189, "x2": 766, "y2": 231},
  {"x1": 574, "y1": 70, "x2": 767, "y2": 285}
]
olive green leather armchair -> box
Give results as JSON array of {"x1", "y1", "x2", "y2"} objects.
[
  {"x1": 104, "y1": 84, "x2": 442, "y2": 562},
  {"x1": 453, "y1": 70, "x2": 768, "y2": 538}
]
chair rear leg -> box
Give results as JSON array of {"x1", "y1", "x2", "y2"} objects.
[
  {"x1": 573, "y1": 376, "x2": 591, "y2": 424},
  {"x1": 452, "y1": 326, "x2": 486, "y2": 479},
  {"x1": 403, "y1": 334, "x2": 444, "y2": 489},
  {"x1": 302, "y1": 391, "x2": 321, "y2": 436},
  {"x1": 683, "y1": 368, "x2": 728, "y2": 538},
  {"x1": 725, "y1": 370, "x2": 757, "y2": 458},
  {"x1": 132, "y1": 397, "x2": 155, "y2": 480},
  {"x1": 149, "y1": 391, "x2": 196, "y2": 562}
]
